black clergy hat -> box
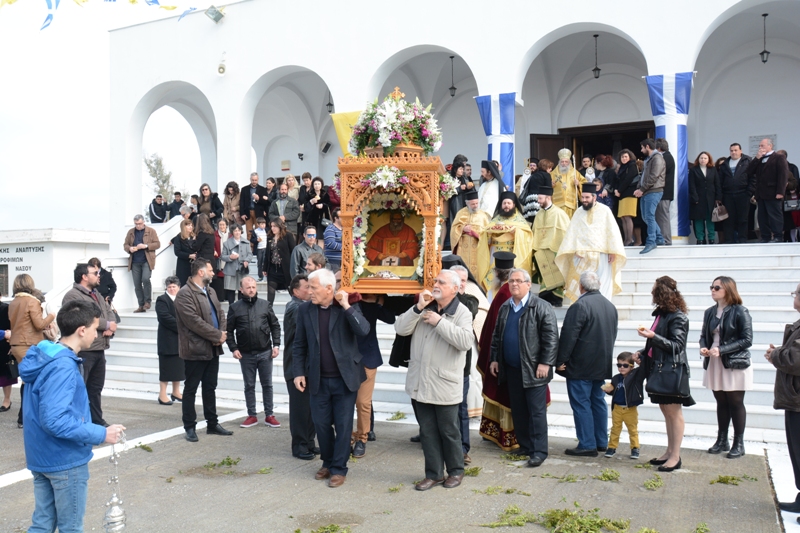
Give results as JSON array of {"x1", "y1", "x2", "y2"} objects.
[
  {"x1": 538, "y1": 184, "x2": 554, "y2": 196},
  {"x1": 481, "y1": 160, "x2": 502, "y2": 182},
  {"x1": 581, "y1": 183, "x2": 597, "y2": 194},
  {"x1": 465, "y1": 190, "x2": 478, "y2": 201},
  {"x1": 499, "y1": 191, "x2": 517, "y2": 203},
  {"x1": 493, "y1": 251, "x2": 516, "y2": 270}
]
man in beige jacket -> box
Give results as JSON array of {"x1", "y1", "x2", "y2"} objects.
[
  {"x1": 123, "y1": 215, "x2": 161, "y2": 313},
  {"x1": 395, "y1": 270, "x2": 473, "y2": 491}
]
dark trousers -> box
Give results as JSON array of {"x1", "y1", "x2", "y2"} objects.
[
  {"x1": 238, "y1": 351, "x2": 273, "y2": 416},
  {"x1": 309, "y1": 376, "x2": 357, "y2": 476},
  {"x1": 130, "y1": 262, "x2": 152, "y2": 307},
  {"x1": 724, "y1": 193, "x2": 751, "y2": 243},
  {"x1": 81, "y1": 350, "x2": 106, "y2": 425},
  {"x1": 182, "y1": 357, "x2": 219, "y2": 429},
  {"x1": 286, "y1": 380, "x2": 316, "y2": 456},
  {"x1": 256, "y1": 248, "x2": 267, "y2": 278},
  {"x1": 655, "y1": 199, "x2": 672, "y2": 245},
  {"x1": 459, "y1": 375, "x2": 470, "y2": 454},
  {"x1": 506, "y1": 365, "x2": 549, "y2": 459},
  {"x1": 757, "y1": 198, "x2": 783, "y2": 241},
  {"x1": 787, "y1": 411, "x2": 800, "y2": 492},
  {"x1": 416, "y1": 401, "x2": 464, "y2": 480}
]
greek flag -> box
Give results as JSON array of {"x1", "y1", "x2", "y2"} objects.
[
  {"x1": 645, "y1": 72, "x2": 693, "y2": 238},
  {"x1": 474, "y1": 93, "x2": 516, "y2": 192}
]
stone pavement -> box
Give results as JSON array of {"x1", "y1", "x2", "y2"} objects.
[{"x1": 0, "y1": 390, "x2": 787, "y2": 532}]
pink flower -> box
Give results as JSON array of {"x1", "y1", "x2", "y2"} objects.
[
  {"x1": 386, "y1": 200, "x2": 394, "y2": 208},
  {"x1": 355, "y1": 217, "x2": 363, "y2": 226},
  {"x1": 421, "y1": 128, "x2": 429, "y2": 138},
  {"x1": 360, "y1": 180, "x2": 371, "y2": 187},
  {"x1": 354, "y1": 237, "x2": 362, "y2": 246}
]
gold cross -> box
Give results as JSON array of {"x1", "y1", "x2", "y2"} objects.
[{"x1": 390, "y1": 87, "x2": 405, "y2": 100}]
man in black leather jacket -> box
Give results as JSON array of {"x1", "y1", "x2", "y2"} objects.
[
  {"x1": 718, "y1": 143, "x2": 753, "y2": 243},
  {"x1": 489, "y1": 268, "x2": 559, "y2": 467},
  {"x1": 226, "y1": 276, "x2": 281, "y2": 429}
]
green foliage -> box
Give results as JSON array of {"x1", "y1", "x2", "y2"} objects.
[
  {"x1": 710, "y1": 475, "x2": 742, "y2": 485},
  {"x1": 464, "y1": 466, "x2": 482, "y2": 477},
  {"x1": 165, "y1": 476, "x2": 174, "y2": 483},
  {"x1": 634, "y1": 463, "x2": 652, "y2": 470},
  {"x1": 144, "y1": 153, "x2": 175, "y2": 199},
  {"x1": 473, "y1": 486, "x2": 529, "y2": 496},
  {"x1": 203, "y1": 461, "x2": 217, "y2": 470},
  {"x1": 135, "y1": 443, "x2": 153, "y2": 452},
  {"x1": 592, "y1": 469, "x2": 621, "y2": 482},
  {"x1": 387, "y1": 411, "x2": 407, "y2": 421},
  {"x1": 636, "y1": 528, "x2": 660, "y2": 533},
  {"x1": 500, "y1": 453, "x2": 529, "y2": 461},
  {"x1": 257, "y1": 467, "x2": 272, "y2": 475},
  {"x1": 741, "y1": 474, "x2": 757, "y2": 482},
  {"x1": 310, "y1": 526, "x2": 351, "y2": 533},
  {"x1": 692, "y1": 523, "x2": 710, "y2": 533},
  {"x1": 218, "y1": 456, "x2": 241, "y2": 467},
  {"x1": 480, "y1": 505, "x2": 537, "y2": 528},
  {"x1": 388, "y1": 484, "x2": 403, "y2": 493},
  {"x1": 643, "y1": 474, "x2": 663, "y2": 491},
  {"x1": 538, "y1": 472, "x2": 582, "y2": 483}
]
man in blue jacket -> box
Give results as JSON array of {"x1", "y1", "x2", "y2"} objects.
[{"x1": 20, "y1": 300, "x2": 126, "y2": 533}]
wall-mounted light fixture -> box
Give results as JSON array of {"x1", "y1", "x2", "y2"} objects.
[
  {"x1": 592, "y1": 34, "x2": 601, "y2": 79},
  {"x1": 759, "y1": 14, "x2": 770, "y2": 64},
  {"x1": 449, "y1": 56, "x2": 457, "y2": 97}
]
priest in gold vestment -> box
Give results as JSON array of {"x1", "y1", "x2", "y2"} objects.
[
  {"x1": 531, "y1": 184, "x2": 571, "y2": 308},
  {"x1": 476, "y1": 192, "x2": 534, "y2": 300},
  {"x1": 555, "y1": 184, "x2": 627, "y2": 303},
  {"x1": 450, "y1": 190, "x2": 491, "y2": 280},
  {"x1": 550, "y1": 148, "x2": 586, "y2": 219}
]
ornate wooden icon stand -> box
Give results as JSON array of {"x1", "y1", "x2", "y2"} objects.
[{"x1": 338, "y1": 152, "x2": 445, "y2": 294}]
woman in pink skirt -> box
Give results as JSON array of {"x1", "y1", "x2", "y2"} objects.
[{"x1": 700, "y1": 276, "x2": 753, "y2": 458}]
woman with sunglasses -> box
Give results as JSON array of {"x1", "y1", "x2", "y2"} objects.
[
  {"x1": 633, "y1": 276, "x2": 694, "y2": 472},
  {"x1": 197, "y1": 183, "x2": 224, "y2": 227},
  {"x1": 700, "y1": 277, "x2": 753, "y2": 458}
]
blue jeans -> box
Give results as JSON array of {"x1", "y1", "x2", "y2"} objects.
[
  {"x1": 640, "y1": 192, "x2": 663, "y2": 246},
  {"x1": 566, "y1": 379, "x2": 608, "y2": 450},
  {"x1": 30, "y1": 463, "x2": 90, "y2": 533},
  {"x1": 459, "y1": 375, "x2": 470, "y2": 454}
]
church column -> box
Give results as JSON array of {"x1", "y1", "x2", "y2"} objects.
[
  {"x1": 645, "y1": 72, "x2": 694, "y2": 240},
  {"x1": 474, "y1": 93, "x2": 516, "y2": 191}
]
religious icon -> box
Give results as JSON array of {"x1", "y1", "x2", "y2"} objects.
[{"x1": 362, "y1": 209, "x2": 422, "y2": 278}]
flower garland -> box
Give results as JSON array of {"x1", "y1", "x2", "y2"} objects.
[{"x1": 349, "y1": 93, "x2": 443, "y2": 156}]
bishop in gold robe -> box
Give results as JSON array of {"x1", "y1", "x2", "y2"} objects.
[
  {"x1": 550, "y1": 148, "x2": 586, "y2": 219},
  {"x1": 555, "y1": 184, "x2": 627, "y2": 303},
  {"x1": 450, "y1": 190, "x2": 491, "y2": 280},
  {"x1": 531, "y1": 184, "x2": 571, "y2": 307},
  {"x1": 477, "y1": 192, "x2": 534, "y2": 300}
]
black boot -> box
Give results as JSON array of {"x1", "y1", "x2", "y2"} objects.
[
  {"x1": 727, "y1": 434, "x2": 745, "y2": 459},
  {"x1": 707, "y1": 431, "x2": 729, "y2": 454},
  {"x1": 707, "y1": 239, "x2": 715, "y2": 245}
]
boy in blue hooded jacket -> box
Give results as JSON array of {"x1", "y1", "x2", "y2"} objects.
[{"x1": 20, "y1": 300, "x2": 126, "y2": 533}]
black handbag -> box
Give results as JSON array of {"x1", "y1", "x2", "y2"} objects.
[
  {"x1": 7, "y1": 358, "x2": 19, "y2": 381},
  {"x1": 645, "y1": 344, "x2": 691, "y2": 398}
]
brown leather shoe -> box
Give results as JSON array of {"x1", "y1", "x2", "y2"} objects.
[
  {"x1": 328, "y1": 474, "x2": 346, "y2": 488},
  {"x1": 133, "y1": 307, "x2": 145, "y2": 313},
  {"x1": 314, "y1": 467, "x2": 330, "y2": 480},
  {"x1": 414, "y1": 478, "x2": 444, "y2": 491},
  {"x1": 143, "y1": 301, "x2": 151, "y2": 310},
  {"x1": 463, "y1": 453, "x2": 472, "y2": 465},
  {"x1": 444, "y1": 474, "x2": 464, "y2": 488}
]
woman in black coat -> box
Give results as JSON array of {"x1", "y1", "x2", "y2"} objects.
[
  {"x1": 171, "y1": 218, "x2": 197, "y2": 286},
  {"x1": 0, "y1": 301, "x2": 15, "y2": 412},
  {"x1": 689, "y1": 152, "x2": 722, "y2": 244},
  {"x1": 265, "y1": 218, "x2": 296, "y2": 307},
  {"x1": 304, "y1": 177, "x2": 330, "y2": 242},
  {"x1": 614, "y1": 150, "x2": 639, "y2": 246},
  {"x1": 197, "y1": 183, "x2": 224, "y2": 227},
  {"x1": 155, "y1": 276, "x2": 184, "y2": 405},
  {"x1": 700, "y1": 276, "x2": 752, "y2": 459},
  {"x1": 633, "y1": 276, "x2": 694, "y2": 472},
  {"x1": 194, "y1": 214, "x2": 216, "y2": 264}
]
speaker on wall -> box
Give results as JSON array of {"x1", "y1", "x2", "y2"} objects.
[{"x1": 320, "y1": 141, "x2": 332, "y2": 154}]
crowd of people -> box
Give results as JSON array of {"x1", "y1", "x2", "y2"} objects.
[{"x1": 3, "y1": 140, "x2": 800, "y2": 528}]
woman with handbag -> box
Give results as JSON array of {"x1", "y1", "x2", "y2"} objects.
[
  {"x1": 265, "y1": 218, "x2": 296, "y2": 308},
  {"x1": 614, "y1": 149, "x2": 639, "y2": 246},
  {"x1": 221, "y1": 224, "x2": 255, "y2": 304},
  {"x1": 700, "y1": 276, "x2": 753, "y2": 458},
  {"x1": 0, "y1": 298, "x2": 14, "y2": 412},
  {"x1": 305, "y1": 177, "x2": 330, "y2": 245},
  {"x1": 689, "y1": 152, "x2": 722, "y2": 244},
  {"x1": 171, "y1": 219, "x2": 197, "y2": 286},
  {"x1": 8, "y1": 274, "x2": 55, "y2": 428},
  {"x1": 633, "y1": 276, "x2": 694, "y2": 472},
  {"x1": 155, "y1": 276, "x2": 184, "y2": 405}
]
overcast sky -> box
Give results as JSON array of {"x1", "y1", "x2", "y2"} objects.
[{"x1": 0, "y1": 1, "x2": 202, "y2": 232}]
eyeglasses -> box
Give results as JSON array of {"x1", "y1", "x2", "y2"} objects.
[
  {"x1": 508, "y1": 279, "x2": 530, "y2": 285},
  {"x1": 793, "y1": 292, "x2": 799, "y2": 297},
  {"x1": 616, "y1": 363, "x2": 631, "y2": 369},
  {"x1": 201, "y1": 188, "x2": 210, "y2": 192},
  {"x1": 710, "y1": 285, "x2": 722, "y2": 291}
]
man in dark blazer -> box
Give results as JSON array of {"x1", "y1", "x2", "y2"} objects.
[
  {"x1": 747, "y1": 138, "x2": 790, "y2": 242},
  {"x1": 719, "y1": 143, "x2": 753, "y2": 243},
  {"x1": 292, "y1": 269, "x2": 369, "y2": 488},
  {"x1": 555, "y1": 271, "x2": 618, "y2": 457},
  {"x1": 240, "y1": 172, "x2": 272, "y2": 241}
]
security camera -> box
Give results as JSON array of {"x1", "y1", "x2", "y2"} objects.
[{"x1": 298, "y1": 153, "x2": 304, "y2": 161}]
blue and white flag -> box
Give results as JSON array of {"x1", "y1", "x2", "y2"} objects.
[
  {"x1": 645, "y1": 72, "x2": 693, "y2": 238},
  {"x1": 474, "y1": 93, "x2": 516, "y2": 192}
]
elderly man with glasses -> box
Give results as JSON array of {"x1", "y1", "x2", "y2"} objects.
[
  {"x1": 396, "y1": 271, "x2": 474, "y2": 491},
  {"x1": 488, "y1": 268, "x2": 559, "y2": 467},
  {"x1": 123, "y1": 214, "x2": 161, "y2": 313}
]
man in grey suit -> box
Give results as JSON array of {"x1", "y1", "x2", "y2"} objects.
[
  {"x1": 556, "y1": 271, "x2": 618, "y2": 457},
  {"x1": 292, "y1": 269, "x2": 369, "y2": 488}
]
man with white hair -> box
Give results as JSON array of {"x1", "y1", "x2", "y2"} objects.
[
  {"x1": 746, "y1": 137, "x2": 790, "y2": 242},
  {"x1": 550, "y1": 148, "x2": 586, "y2": 219},
  {"x1": 395, "y1": 270, "x2": 474, "y2": 490},
  {"x1": 123, "y1": 214, "x2": 161, "y2": 313},
  {"x1": 450, "y1": 190, "x2": 491, "y2": 280},
  {"x1": 555, "y1": 271, "x2": 619, "y2": 457},
  {"x1": 488, "y1": 268, "x2": 559, "y2": 467},
  {"x1": 292, "y1": 268, "x2": 370, "y2": 488}
]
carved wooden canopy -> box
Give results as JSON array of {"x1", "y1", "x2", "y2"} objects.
[{"x1": 338, "y1": 153, "x2": 446, "y2": 294}]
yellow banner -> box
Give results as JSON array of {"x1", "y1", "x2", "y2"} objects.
[{"x1": 331, "y1": 111, "x2": 362, "y2": 158}]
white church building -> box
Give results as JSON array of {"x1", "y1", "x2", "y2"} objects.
[{"x1": 108, "y1": 0, "x2": 800, "y2": 255}]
